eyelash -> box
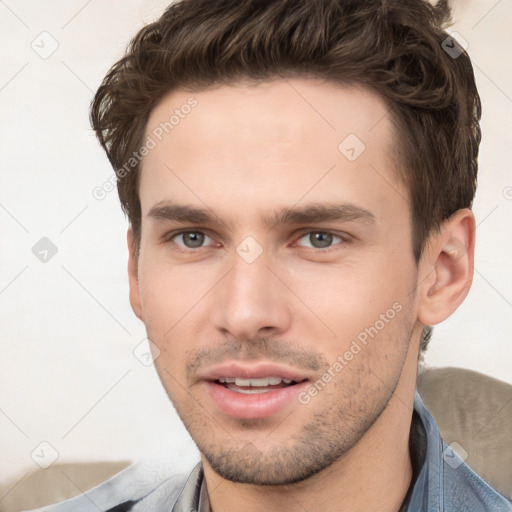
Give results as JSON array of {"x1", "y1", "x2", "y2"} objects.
[{"x1": 163, "y1": 229, "x2": 351, "y2": 252}]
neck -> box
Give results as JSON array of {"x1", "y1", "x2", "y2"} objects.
[{"x1": 203, "y1": 345, "x2": 419, "y2": 512}]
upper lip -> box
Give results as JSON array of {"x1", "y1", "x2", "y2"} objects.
[{"x1": 196, "y1": 361, "x2": 311, "y2": 383}]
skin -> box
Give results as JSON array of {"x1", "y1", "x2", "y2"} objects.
[{"x1": 127, "y1": 79, "x2": 475, "y2": 512}]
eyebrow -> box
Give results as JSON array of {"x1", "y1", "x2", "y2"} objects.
[{"x1": 147, "y1": 201, "x2": 376, "y2": 228}]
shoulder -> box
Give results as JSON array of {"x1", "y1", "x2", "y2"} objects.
[
  {"x1": 440, "y1": 445, "x2": 512, "y2": 511},
  {"x1": 21, "y1": 455, "x2": 191, "y2": 512}
]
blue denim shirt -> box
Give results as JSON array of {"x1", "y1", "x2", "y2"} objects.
[{"x1": 27, "y1": 391, "x2": 511, "y2": 512}]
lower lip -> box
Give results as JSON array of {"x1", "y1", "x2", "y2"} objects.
[{"x1": 204, "y1": 381, "x2": 309, "y2": 420}]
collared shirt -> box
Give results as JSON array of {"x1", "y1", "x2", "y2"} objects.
[{"x1": 27, "y1": 392, "x2": 511, "y2": 512}]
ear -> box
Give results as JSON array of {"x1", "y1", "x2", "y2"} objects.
[
  {"x1": 417, "y1": 208, "x2": 475, "y2": 326},
  {"x1": 127, "y1": 228, "x2": 144, "y2": 321}
]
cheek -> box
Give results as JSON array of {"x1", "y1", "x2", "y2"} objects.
[
  {"x1": 138, "y1": 255, "x2": 209, "y2": 331},
  {"x1": 286, "y1": 266, "x2": 416, "y2": 376},
  {"x1": 137, "y1": 259, "x2": 216, "y2": 374},
  {"x1": 289, "y1": 257, "x2": 414, "y2": 334}
]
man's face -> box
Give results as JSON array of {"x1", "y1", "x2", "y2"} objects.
[{"x1": 131, "y1": 80, "x2": 422, "y2": 485}]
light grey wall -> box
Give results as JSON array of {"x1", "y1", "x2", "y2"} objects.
[{"x1": 1, "y1": 0, "x2": 510, "y2": 486}]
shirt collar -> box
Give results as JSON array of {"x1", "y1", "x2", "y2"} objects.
[
  {"x1": 171, "y1": 463, "x2": 203, "y2": 512},
  {"x1": 403, "y1": 390, "x2": 444, "y2": 510}
]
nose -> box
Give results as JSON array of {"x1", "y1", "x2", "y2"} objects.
[{"x1": 212, "y1": 251, "x2": 292, "y2": 341}]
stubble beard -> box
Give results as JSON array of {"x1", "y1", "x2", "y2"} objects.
[{"x1": 200, "y1": 389, "x2": 392, "y2": 486}]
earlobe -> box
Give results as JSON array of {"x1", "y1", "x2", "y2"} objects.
[
  {"x1": 127, "y1": 229, "x2": 144, "y2": 321},
  {"x1": 417, "y1": 209, "x2": 475, "y2": 326}
]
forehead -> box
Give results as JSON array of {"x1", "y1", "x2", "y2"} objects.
[
  {"x1": 144, "y1": 79, "x2": 393, "y2": 152},
  {"x1": 139, "y1": 79, "x2": 406, "y2": 222}
]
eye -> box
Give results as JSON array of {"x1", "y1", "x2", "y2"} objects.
[
  {"x1": 295, "y1": 231, "x2": 345, "y2": 249},
  {"x1": 172, "y1": 231, "x2": 214, "y2": 249}
]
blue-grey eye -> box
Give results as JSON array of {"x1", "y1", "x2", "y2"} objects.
[
  {"x1": 297, "y1": 232, "x2": 342, "y2": 249},
  {"x1": 174, "y1": 231, "x2": 210, "y2": 248}
]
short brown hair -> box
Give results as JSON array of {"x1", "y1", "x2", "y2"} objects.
[{"x1": 90, "y1": 0, "x2": 481, "y2": 262}]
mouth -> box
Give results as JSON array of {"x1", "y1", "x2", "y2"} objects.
[
  {"x1": 199, "y1": 362, "x2": 311, "y2": 419},
  {"x1": 217, "y1": 376, "x2": 299, "y2": 394}
]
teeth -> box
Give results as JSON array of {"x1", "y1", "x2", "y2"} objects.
[
  {"x1": 230, "y1": 387, "x2": 273, "y2": 394},
  {"x1": 218, "y1": 377, "x2": 293, "y2": 386}
]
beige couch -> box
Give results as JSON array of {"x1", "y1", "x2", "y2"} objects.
[{"x1": 1, "y1": 367, "x2": 510, "y2": 511}]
